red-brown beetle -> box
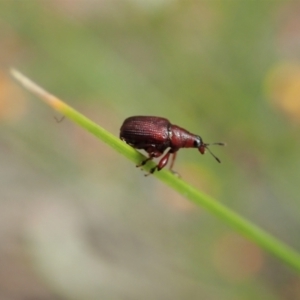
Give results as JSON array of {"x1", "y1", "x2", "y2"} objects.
[{"x1": 120, "y1": 116, "x2": 224, "y2": 175}]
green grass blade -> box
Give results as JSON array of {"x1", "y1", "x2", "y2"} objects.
[{"x1": 10, "y1": 68, "x2": 300, "y2": 273}]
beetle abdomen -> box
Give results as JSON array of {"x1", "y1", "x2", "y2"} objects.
[{"x1": 120, "y1": 116, "x2": 170, "y2": 146}]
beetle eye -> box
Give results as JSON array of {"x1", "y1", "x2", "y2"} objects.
[{"x1": 194, "y1": 137, "x2": 202, "y2": 148}]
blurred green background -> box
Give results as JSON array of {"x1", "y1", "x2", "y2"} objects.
[{"x1": 1, "y1": 0, "x2": 300, "y2": 299}]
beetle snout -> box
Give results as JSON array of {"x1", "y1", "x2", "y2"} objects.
[{"x1": 198, "y1": 145, "x2": 206, "y2": 154}]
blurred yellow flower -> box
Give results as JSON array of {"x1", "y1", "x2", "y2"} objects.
[{"x1": 265, "y1": 62, "x2": 300, "y2": 123}]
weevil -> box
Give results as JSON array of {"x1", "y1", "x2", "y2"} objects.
[{"x1": 120, "y1": 116, "x2": 224, "y2": 175}]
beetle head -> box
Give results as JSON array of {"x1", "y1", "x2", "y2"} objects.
[{"x1": 196, "y1": 136, "x2": 225, "y2": 163}]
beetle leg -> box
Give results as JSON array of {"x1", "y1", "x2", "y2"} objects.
[
  {"x1": 136, "y1": 156, "x2": 153, "y2": 168},
  {"x1": 137, "y1": 148, "x2": 162, "y2": 168},
  {"x1": 169, "y1": 151, "x2": 177, "y2": 171},
  {"x1": 157, "y1": 151, "x2": 171, "y2": 171},
  {"x1": 145, "y1": 149, "x2": 172, "y2": 175},
  {"x1": 168, "y1": 152, "x2": 180, "y2": 177}
]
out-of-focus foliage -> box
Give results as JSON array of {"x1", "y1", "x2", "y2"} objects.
[{"x1": 1, "y1": 0, "x2": 300, "y2": 299}]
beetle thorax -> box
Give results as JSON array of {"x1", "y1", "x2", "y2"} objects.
[{"x1": 169, "y1": 125, "x2": 199, "y2": 149}]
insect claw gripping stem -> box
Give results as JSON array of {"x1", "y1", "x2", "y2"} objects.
[
  {"x1": 144, "y1": 167, "x2": 156, "y2": 177},
  {"x1": 136, "y1": 157, "x2": 153, "y2": 168},
  {"x1": 170, "y1": 169, "x2": 181, "y2": 178}
]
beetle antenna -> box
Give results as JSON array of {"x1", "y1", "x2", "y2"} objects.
[
  {"x1": 208, "y1": 142, "x2": 226, "y2": 146},
  {"x1": 204, "y1": 142, "x2": 225, "y2": 163}
]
